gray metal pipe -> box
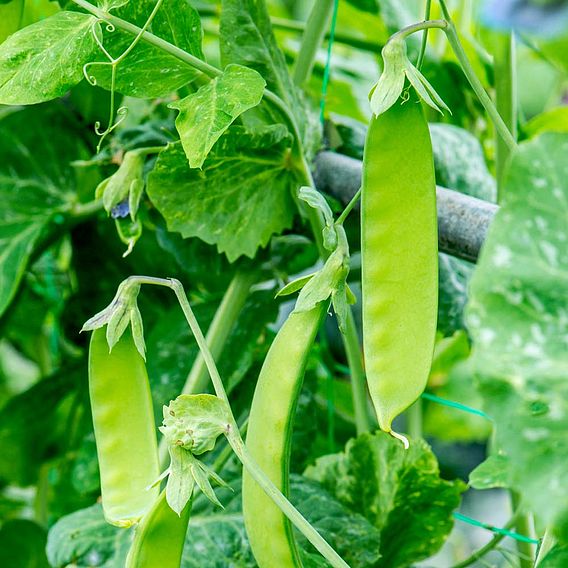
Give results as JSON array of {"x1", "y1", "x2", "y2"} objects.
[{"x1": 313, "y1": 151, "x2": 497, "y2": 263}]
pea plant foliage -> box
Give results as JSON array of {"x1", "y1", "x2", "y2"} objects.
[{"x1": 0, "y1": 0, "x2": 567, "y2": 567}]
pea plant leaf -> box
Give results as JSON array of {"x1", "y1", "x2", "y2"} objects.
[
  {"x1": 219, "y1": 0, "x2": 320, "y2": 158},
  {"x1": 0, "y1": 11, "x2": 98, "y2": 104},
  {"x1": 171, "y1": 64, "x2": 266, "y2": 169},
  {"x1": 46, "y1": 504, "x2": 130, "y2": 568},
  {"x1": 305, "y1": 432, "x2": 465, "y2": 568},
  {"x1": 147, "y1": 125, "x2": 299, "y2": 261},
  {"x1": 466, "y1": 132, "x2": 568, "y2": 537},
  {"x1": 90, "y1": 0, "x2": 203, "y2": 98},
  {"x1": 0, "y1": 105, "x2": 90, "y2": 318}
]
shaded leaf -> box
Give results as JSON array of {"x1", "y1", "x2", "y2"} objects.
[
  {"x1": 0, "y1": 105, "x2": 89, "y2": 317},
  {"x1": 147, "y1": 126, "x2": 298, "y2": 261},
  {"x1": 305, "y1": 432, "x2": 465, "y2": 568}
]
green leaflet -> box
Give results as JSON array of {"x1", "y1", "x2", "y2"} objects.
[
  {"x1": 171, "y1": 64, "x2": 266, "y2": 169},
  {"x1": 466, "y1": 133, "x2": 568, "y2": 538},
  {"x1": 147, "y1": 126, "x2": 298, "y2": 261},
  {"x1": 0, "y1": 11, "x2": 98, "y2": 104},
  {"x1": 305, "y1": 432, "x2": 465, "y2": 568}
]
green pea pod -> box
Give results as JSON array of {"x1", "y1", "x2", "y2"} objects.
[
  {"x1": 89, "y1": 327, "x2": 160, "y2": 527},
  {"x1": 243, "y1": 305, "x2": 326, "y2": 567},
  {"x1": 361, "y1": 96, "x2": 438, "y2": 441},
  {"x1": 126, "y1": 491, "x2": 191, "y2": 567}
]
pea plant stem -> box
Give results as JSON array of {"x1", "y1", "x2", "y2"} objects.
[
  {"x1": 492, "y1": 31, "x2": 518, "y2": 197},
  {"x1": 70, "y1": 0, "x2": 294, "y2": 124},
  {"x1": 435, "y1": 0, "x2": 517, "y2": 153},
  {"x1": 292, "y1": 0, "x2": 335, "y2": 86},
  {"x1": 406, "y1": 399, "x2": 423, "y2": 440},
  {"x1": 342, "y1": 309, "x2": 372, "y2": 434},
  {"x1": 127, "y1": 277, "x2": 349, "y2": 568},
  {"x1": 510, "y1": 491, "x2": 535, "y2": 568},
  {"x1": 158, "y1": 269, "x2": 257, "y2": 467},
  {"x1": 416, "y1": 0, "x2": 433, "y2": 69},
  {"x1": 227, "y1": 431, "x2": 350, "y2": 568},
  {"x1": 451, "y1": 509, "x2": 524, "y2": 568}
]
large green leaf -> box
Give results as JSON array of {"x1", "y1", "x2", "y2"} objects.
[
  {"x1": 305, "y1": 432, "x2": 465, "y2": 568},
  {"x1": 0, "y1": 11, "x2": 97, "y2": 104},
  {"x1": 172, "y1": 64, "x2": 266, "y2": 169},
  {"x1": 0, "y1": 105, "x2": 89, "y2": 318},
  {"x1": 466, "y1": 133, "x2": 568, "y2": 536},
  {"x1": 91, "y1": 0, "x2": 203, "y2": 98},
  {"x1": 147, "y1": 126, "x2": 299, "y2": 261}
]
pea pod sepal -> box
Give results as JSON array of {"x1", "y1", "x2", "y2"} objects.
[
  {"x1": 81, "y1": 276, "x2": 146, "y2": 359},
  {"x1": 157, "y1": 394, "x2": 231, "y2": 515}
]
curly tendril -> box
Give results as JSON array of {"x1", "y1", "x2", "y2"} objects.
[{"x1": 83, "y1": 0, "x2": 165, "y2": 152}]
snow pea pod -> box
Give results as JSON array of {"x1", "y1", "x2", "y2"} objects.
[
  {"x1": 243, "y1": 304, "x2": 326, "y2": 567},
  {"x1": 361, "y1": 96, "x2": 438, "y2": 440},
  {"x1": 89, "y1": 327, "x2": 160, "y2": 527},
  {"x1": 126, "y1": 491, "x2": 191, "y2": 567}
]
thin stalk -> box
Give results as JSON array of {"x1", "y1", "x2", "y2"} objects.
[
  {"x1": 406, "y1": 399, "x2": 422, "y2": 440},
  {"x1": 132, "y1": 277, "x2": 348, "y2": 568},
  {"x1": 416, "y1": 0, "x2": 433, "y2": 69},
  {"x1": 437, "y1": 0, "x2": 517, "y2": 152},
  {"x1": 181, "y1": 270, "x2": 257, "y2": 396},
  {"x1": 336, "y1": 187, "x2": 361, "y2": 225},
  {"x1": 342, "y1": 309, "x2": 371, "y2": 434},
  {"x1": 227, "y1": 431, "x2": 349, "y2": 568},
  {"x1": 292, "y1": 0, "x2": 335, "y2": 87},
  {"x1": 493, "y1": 32, "x2": 518, "y2": 198},
  {"x1": 391, "y1": 19, "x2": 448, "y2": 42},
  {"x1": 511, "y1": 492, "x2": 535, "y2": 568},
  {"x1": 72, "y1": 0, "x2": 220, "y2": 78},
  {"x1": 158, "y1": 269, "x2": 257, "y2": 466},
  {"x1": 451, "y1": 510, "x2": 524, "y2": 568}
]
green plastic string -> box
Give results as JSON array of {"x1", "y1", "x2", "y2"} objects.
[
  {"x1": 421, "y1": 392, "x2": 492, "y2": 421},
  {"x1": 453, "y1": 512, "x2": 540, "y2": 545},
  {"x1": 320, "y1": 0, "x2": 339, "y2": 124}
]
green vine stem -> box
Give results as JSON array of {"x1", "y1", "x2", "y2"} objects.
[
  {"x1": 436, "y1": 0, "x2": 517, "y2": 153},
  {"x1": 292, "y1": 0, "x2": 335, "y2": 87},
  {"x1": 227, "y1": 431, "x2": 349, "y2": 568},
  {"x1": 158, "y1": 269, "x2": 257, "y2": 467},
  {"x1": 451, "y1": 508, "x2": 526, "y2": 568},
  {"x1": 72, "y1": 0, "x2": 296, "y2": 131},
  {"x1": 416, "y1": 0, "x2": 432, "y2": 69},
  {"x1": 510, "y1": 491, "x2": 536, "y2": 568},
  {"x1": 492, "y1": 31, "x2": 518, "y2": 197},
  {"x1": 123, "y1": 276, "x2": 349, "y2": 568},
  {"x1": 406, "y1": 399, "x2": 423, "y2": 440},
  {"x1": 342, "y1": 309, "x2": 372, "y2": 434}
]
